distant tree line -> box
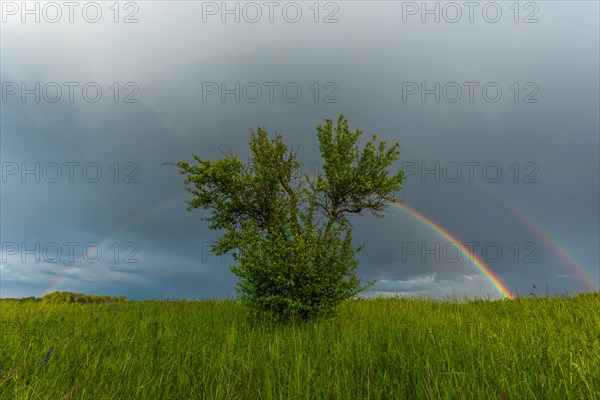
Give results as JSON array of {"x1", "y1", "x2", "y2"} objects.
[
  {"x1": 40, "y1": 291, "x2": 127, "y2": 304},
  {"x1": 0, "y1": 291, "x2": 126, "y2": 304},
  {"x1": 0, "y1": 292, "x2": 127, "y2": 303},
  {"x1": 0, "y1": 296, "x2": 41, "y2": 303}
]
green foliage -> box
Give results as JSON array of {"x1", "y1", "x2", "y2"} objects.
[
  {"x1": 177, "y1": 116, "x2": 405, "y2": 321},
  {"x1": 40, "y1": 291, "x2": 127, "y2": 304},
  {"x1": 232, "y1": 219, "x2": 362, "y2": 322}
]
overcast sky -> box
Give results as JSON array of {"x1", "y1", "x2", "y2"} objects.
[{"x1": 1, "y1": 1, "x2": 598, "y2": 300}]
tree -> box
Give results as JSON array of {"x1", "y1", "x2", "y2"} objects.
[
  {"x1": 40, "y1": 291, "x2": 127, "y2": 304},
  {"x1": 177, "y1": 115, "x2": 405, "y2": 322}
]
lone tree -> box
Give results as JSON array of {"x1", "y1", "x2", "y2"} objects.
[{"x1": 177, "y1": 115, "x2": 405, "y2": 322}]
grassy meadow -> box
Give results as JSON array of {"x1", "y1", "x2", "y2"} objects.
[{"x1": 1, "y1": 293, "x2": 599, "y2": 399}]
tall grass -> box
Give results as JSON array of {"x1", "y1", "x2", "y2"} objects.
[{"x1": 1, "y1": 294, "x2": 598, "y2": 399}]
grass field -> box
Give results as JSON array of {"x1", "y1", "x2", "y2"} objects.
[{"x1": 1, "y1": 293, "x2": 599, "y2": 399}]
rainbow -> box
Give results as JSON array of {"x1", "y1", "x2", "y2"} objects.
[
  {"x1": 400, "y1": 145, "x2": 598, "y2": 292},
  {"x1": 391, "y1": 201, "x2": 514, "y2": 299},
  {"x1": 46, "y1": 186, "x2": 596, "y2": 299},
  {"x1": 45, "y1": 192, "x2": 517, "y2": 299},
  {"x1": 44, "y1": 193, "x2": 187, "y2": 294},
  {"x1": 476, "y1": 185, "x2": 599, "y2": 291}
]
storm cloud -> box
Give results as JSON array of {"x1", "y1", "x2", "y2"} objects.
[{"x1": 1, "y1": 1, "x2": 598, "y2": 299}]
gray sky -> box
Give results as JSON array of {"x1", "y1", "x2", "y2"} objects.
[{"x1": 1, "y1": 1, "x2": 598, "y2": 300}]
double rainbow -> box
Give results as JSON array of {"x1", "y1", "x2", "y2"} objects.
[
  {"x1": 392, "y1": 202, "x2": 514, "y2": 299},
  {"x1": 44, "y1": 189, "x2": 597, "y2": 298}
]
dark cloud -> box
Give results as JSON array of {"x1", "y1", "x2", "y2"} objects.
[{"x1": 1, "y1": 2, "x2": 598, "y2": 299}]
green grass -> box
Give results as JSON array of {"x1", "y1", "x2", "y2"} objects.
[{"x1": 1, "y1": 293, "x2": 599, "y2": 399}]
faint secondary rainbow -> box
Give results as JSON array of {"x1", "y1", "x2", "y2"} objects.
[
  {"x1": 476, "y1": 185, "x2": 599, "y2": 292},
  {"x1": 392, "y1": 201, "x2": 514, "y2": 299},
  {"x1": 401, "y1": 145, "x2": 599, "y2": 292}
]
